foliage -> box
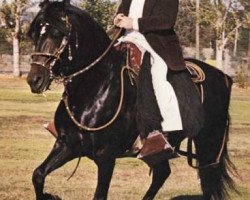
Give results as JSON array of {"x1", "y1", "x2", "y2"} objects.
[
  {"x1": 0, "y1": 0, "x2": 14, "y2": 28},
  {"x1": 81, "y1": 0, "x2": 116, "y2": 30},
  {"x1": 199, "y1": 0, "x2": 245, "y2": 48},
  {"x1": 0, "y1": 0, "x2": 30, "y2": 44},
  {"x1": 0, "y1": 28, "x2": 9, "y2": 40},
  {"x1": 235, "y1": 65, "x2": 248, "y2": 88},
  {"x1": 176, "y1": 0, "x2": 249, "y2": 55},
  {"x1": 175, "y1": 0, "x2": 196, "y2": 46}
]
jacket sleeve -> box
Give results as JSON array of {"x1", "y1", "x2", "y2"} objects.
[
  {"x1": 115, "y1": 0, "x2": 125, "y2": 14},
  {"x1": 138, "y1": 0, "x2": 179, "y2": 33}
]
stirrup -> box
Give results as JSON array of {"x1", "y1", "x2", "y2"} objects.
[
  {"x1": 137, "y1": 130, "x2": 179, "y2": 167},
  {"x1": 43, "y1": 121, "x2": 58, "y2": 138}
]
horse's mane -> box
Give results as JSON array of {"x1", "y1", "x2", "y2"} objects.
[{"x1": 28, "y1": 1, "x2": 111, "y2": 54}]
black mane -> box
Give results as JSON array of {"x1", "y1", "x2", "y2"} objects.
[
  {"x1": 28, "y1": 1, "x2": 113, "y2": 78},
  {"x1": 28, "y1": 1, "x2": 111, "y2": 58}
]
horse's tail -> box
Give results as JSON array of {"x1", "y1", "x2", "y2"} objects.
[{"x1": 195, "y1": 73, "x2": 239, "y2": 200}]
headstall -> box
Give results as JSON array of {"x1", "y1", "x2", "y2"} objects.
[
  {"x1": 30, "y1": 16, "x2": 73, "y2": 80},
  {"x1": 31, "y1": 15, "x2": 122, "y2": 84}
]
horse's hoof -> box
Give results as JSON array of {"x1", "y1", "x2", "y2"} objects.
[{"x1": 44, "y1": 193, "x2": 62, "y2": 200}]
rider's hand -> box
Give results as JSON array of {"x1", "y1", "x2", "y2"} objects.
[
  {"x1": 114, "y1": 14, "x2": 133, "y2": 30},
  {"x1": 114, "y1": 13, "x2": 124, "y2": 26}
]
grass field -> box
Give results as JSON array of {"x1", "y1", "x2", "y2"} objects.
[{"x1": 0, "y1": 76, "x2": 249, "y2": 200}]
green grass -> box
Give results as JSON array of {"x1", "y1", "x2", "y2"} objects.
[{"x1": 0, "y1": 77, "x2": 249, "y2": 200}]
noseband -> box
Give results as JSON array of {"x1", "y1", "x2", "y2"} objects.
[
  {"x1": 31, "y1": 13, "x2": 122, "y2": 84},
  {"x1": 31, "y1": 36, "x2": 69, "y2": 78},
  {"x1": 30, "y1": 16, "x2": 72, "y2": 79}
]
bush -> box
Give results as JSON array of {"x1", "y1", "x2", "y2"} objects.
[
  {"x1": 234, "y1": 65, "x2": 248, "y2": 88},
  {"x1": 81, "y1": 0, "x2": 116, "y2": 30}
]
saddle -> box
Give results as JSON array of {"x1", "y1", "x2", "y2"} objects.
[
  {"x1": 116, "y1": 42, "x2": 206, "y2": 160},
  {"x1": 115, "y1": 42, "x2": 205, "y2": 85},
  {"x1": 116, "y1": 42, "x2": 142, "y2": 73}
]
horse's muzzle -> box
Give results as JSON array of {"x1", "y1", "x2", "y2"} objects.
[{"x1": 27, "y1": 66, "x2": 51, "y2": 93}]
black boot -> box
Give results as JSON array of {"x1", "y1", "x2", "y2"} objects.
[{"x1": 137, "y1": 130, "x2": 180, "y2": 167}]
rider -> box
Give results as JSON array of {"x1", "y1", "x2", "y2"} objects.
[{"x1": 113, "y1": 0, "x2": 203, "y2": 164}]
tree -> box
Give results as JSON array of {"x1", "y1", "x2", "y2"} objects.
[
  {"x1": 81, "y1": 0, "x2": 116, "y2": 30},
  {"x1": 195, "y1": 0, "x2": 200, "y2": 59},
  {"x1": 0, "y1": 0, "x2": 29, "y2": 77},
  {"x1": 199, "y1": 0, "x2": 245, "y2": 71},
  {"x1": 175, "y1": 0, "x2": 196, "y2": 47},
  {"x1": 176, "y1": 0, "x2": 215, "y2": 52},
  {"x1": 242, "y1": 0, "x2": 250, "y2": 77}
]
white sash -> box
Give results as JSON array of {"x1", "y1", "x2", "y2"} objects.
[{"x1": 118, "y1": 33, "x2": 183, "y2": 131}]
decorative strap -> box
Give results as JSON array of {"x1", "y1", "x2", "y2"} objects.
[{"x1": 63, "y1": 65, "x2": 133, "y2": 132}]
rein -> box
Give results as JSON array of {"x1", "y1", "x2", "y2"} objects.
[
  {"x1": 63, "y1": 29, "x2": 122, "y2": 83},
  {"x1": 30, "y1": 24, "x2": 124, "y2": 131},
  {"x1": 63, "y1": 64, "x2": 133, "y2": 131},
  {"x1": 178, "y1": 63, "x2": 230, "y2": 169},
  {"x1": 61, "y1": 28, "x2": 127, "y2": 132},
  {"x1": 182, "y1": 119, "x2": 229, "y2": 169}
]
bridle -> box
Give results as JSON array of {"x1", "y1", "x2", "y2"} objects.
[
  {"x1": 30, "y1": 14, "x2": 129, "y2": 132},
  {"x1": 30, "y1": 16, "x2": 72, "y2": 80},
  {"x1": 30, "y1": 14, "x2": 122, "y2": 84},
  {"x1": 31, "y1": 36, "x2": 70, "y2": 79}
]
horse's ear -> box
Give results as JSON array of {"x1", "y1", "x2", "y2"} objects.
[
  {"x1": 39, "y1": 0, "x2": 50, "y2": 8},
  {"x1": 63, "y1": 0, "x2": 71, "y2": 7}
]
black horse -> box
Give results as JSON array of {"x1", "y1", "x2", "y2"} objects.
[{"x1": 27, "y1": 0, "x2": 236, "y2": 200}]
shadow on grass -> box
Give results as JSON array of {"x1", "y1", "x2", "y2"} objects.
[{"x1": 170, "y1": 195, "x2": 203, "y2": 200}]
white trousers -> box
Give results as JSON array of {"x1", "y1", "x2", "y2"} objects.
[{"x1": 118, "y1": 34, "x2": 183, "y2": 131}]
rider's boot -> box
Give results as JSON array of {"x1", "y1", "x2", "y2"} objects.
[
  {"x1": 43, "y1": 121, "x2": 58, "y2": 138},
  {"x1": 137, "y1": 130, "x2": 185, "y2": 167}
]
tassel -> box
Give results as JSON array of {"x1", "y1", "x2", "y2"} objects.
[
  {"x1": 75, "y1": 33, "x2": 79, "y2": 50},
  {"x1": 68, "y1": 45, "x2": 73, "y2": 61}
]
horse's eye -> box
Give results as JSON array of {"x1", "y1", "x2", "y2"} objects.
[{"x1": 51, "y1": 29, "x2": 62, "y2": 38}]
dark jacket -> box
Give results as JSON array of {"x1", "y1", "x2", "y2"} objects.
[{"x1": 116, "y1": 0, "x2": 186, "y2": 71}]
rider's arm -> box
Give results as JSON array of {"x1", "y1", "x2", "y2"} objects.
[{"x1": 137, "y1": 0, "x2": 178, "y2": 33}]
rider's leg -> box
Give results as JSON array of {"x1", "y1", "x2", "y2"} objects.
[{"x1": 137, "y1": 52, "x2": 183, "y2": 163}]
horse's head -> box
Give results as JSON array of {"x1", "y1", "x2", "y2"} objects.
[
  {"x1": 27, "y1": 0, "x2": 74, "y2": 93},
  {"x1": 27, "y1": 0, "x2": 112, "y2": 94}
]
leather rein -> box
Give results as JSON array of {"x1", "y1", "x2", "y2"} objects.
[
  {"x1": 177, "y1": 63, "x2": 231, "y2": 169},
  {"x1": 31, "y1": 21, "x2": 129, "y2": 131}
]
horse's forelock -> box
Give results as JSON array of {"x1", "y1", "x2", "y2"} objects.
[{"x1": 28, "y1": 2, "x2": 71, "y2": 39}]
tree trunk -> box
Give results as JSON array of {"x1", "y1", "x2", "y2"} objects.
[
  {"x1": 247, "y1": 30, "x2": 250, "y2": 79},
  {"x1": 195, "y1": 0, "x2": 200, "y2": 59},
  {"x1": 13, "y1": 34, "x2": 20, "y2": 77},
  {"x1": 13, "y1": 1, "x2": 21, "y2": 77},
  {"x1": 216, "y1": 40, "x2": 224, "y2": 71},
  {"x1": 233, "y1": 27, "x2": 238, "y2": 57}
]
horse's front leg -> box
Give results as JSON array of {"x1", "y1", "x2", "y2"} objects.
[
  {"x1": 142, "y1": 160, "x2": 171, "y2": 200},
  {"x1": 93, "y1": 158, "x2": 116, "y2": 200},
  {"x1": 32, "y1": 140, "x2": 75, "y2": 200}
]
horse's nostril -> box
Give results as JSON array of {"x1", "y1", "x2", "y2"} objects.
[
  {"x1": 33, "y1": 76, "x2": 42, "y2": 85},
  {"x1": 27, "y1": 75, "x2": 43, "y2": 87}
]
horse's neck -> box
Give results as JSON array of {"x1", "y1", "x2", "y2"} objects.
[
  {"x1": 66, "y1": 52, "x2": 119, "y2": 104},
  {"x1": 64, "y1": 54, "x2": 120, "y2": 127}
]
